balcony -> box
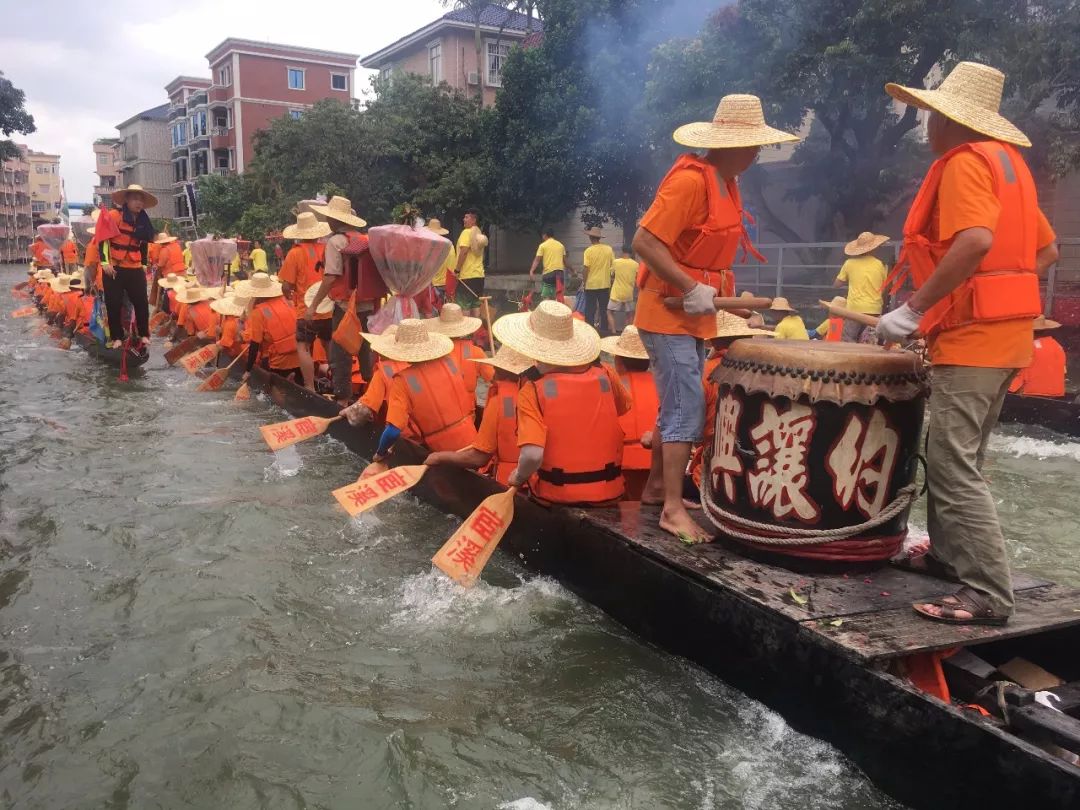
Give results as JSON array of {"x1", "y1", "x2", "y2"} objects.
[
  {"x1": 188, "y1": 91, "x2": 208, "y2": 107},
  {"x1": 210, "y1": 127, "x2": 233, "y2": 149},
  {"x1": 168, "y1": 104, "x2": 187, "y2": 120},
  {"x1": 209, "y1": 84, "x2": 232, "y2": 103},
  {"x1": 171, "y1": 142, "x2": 189, "y2": 155},
  {"x1": 213, "y1": 167, "x2": 234, "y2": 177}
]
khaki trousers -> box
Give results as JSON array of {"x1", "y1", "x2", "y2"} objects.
[{"x1": 926, "y1": 365, "x2": 1017, "y2": 615}]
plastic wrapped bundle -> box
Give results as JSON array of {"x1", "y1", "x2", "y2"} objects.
[
  {"x1": 365, "y1": 224, "x2": 451, "y2": 332},
  {"x1": 37, "y1": 223, "x2": 69, "y2": 268},
  {"x1": 190, "y1": 237, "x2": 238, "y2": 287}
]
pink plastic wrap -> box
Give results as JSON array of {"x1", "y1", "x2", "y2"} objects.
[
  {"x1": 190, "y1": 237, "x2": 238, "y2": 286},
  {"x1": 365, "y1": 224, "x2": 451, "y2": 332},
  {"x1": 37, "y1": 224, "x2": 69, "y2": 267}
]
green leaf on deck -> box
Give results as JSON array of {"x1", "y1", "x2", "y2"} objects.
[{"x1": 789, "y1": 588, "x2": 808, "y2": 605}]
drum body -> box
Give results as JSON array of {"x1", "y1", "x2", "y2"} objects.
[{"x1": 702, "y1": 340, "x2": 928, "y2": 562}]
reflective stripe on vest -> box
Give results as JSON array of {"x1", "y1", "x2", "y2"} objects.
[{"x1": 109, "y1": 214, "x2": 145, "y2": 268}]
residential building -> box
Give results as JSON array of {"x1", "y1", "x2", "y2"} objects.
[
  {"x1": 165, "y1": 76, "x2": 213, "y2": 218},
  {"x1": 27, "y1": 149, "x2": 62, "y2": 226},
  {"x1": 93, "y1": 137, "x2": 122, "y2": 205},
  {"x1": 361, "y1": 3, "x2": 541, "y2": 107},
  {"x1": 0, "y1": 144, "x2": 33, "y2": 263},
  {"x1": 116, "y1": 103, "x2": 172, "y2": 217}
]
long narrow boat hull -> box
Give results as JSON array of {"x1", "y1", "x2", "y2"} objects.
[
  {"x1": 71, "y1": 329, "x2": 149, "y2": 371},
  {"x1": 238, "y1": 365, "x2": 1080, "y2": 810},
  {"x1": 1000, "y1": 392, "x2": 1080, "y2": 438}
]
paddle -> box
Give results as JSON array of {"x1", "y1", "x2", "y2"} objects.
[
  {"x1": 331, "y1": 464, "x2": 428, "y2": 516},
  {"x1": 663, "y1": 295, "x2": 773, "y2": 310},
  {"x1": 165, "y1": 335, "x2": 203, "y2": 365},
  {"x1": 178, "y1": 342, "x2": 222, "y2": 374},
  {"x1": 149, "y1": 311, "x2": 169, "y2": 329},
  {"x1": 432, "y1": 486, "x2": 518, "y2": 587},
  {"x1": 11, "y1": 306, "x2": 37, "y2": 318},
  {"x1": 234, "y1": 382, "x2": 251, "y2": 401},
  {"x1": 479, "y1": 295, "x2": 496, "y2": 357},
  {"x1": 260, "y1": 414, "x2": 343, "y2": 451},
  {"x1": 13, "y1": 281, "x2": 28, "y2": 291},
  {"x1": 195, "y1": 354, "x2": 243, "y2": 392}
]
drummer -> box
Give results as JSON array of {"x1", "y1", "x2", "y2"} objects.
[{"x1": 878, "y1": 62, "x2": 1059, "y2": 625}]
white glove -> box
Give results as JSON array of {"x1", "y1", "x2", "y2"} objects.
[
  {"x1": 682, "y1": 283, "x2": 717, "y2": 316},
  {"x1": 876, "y1": 303, "x2": 922, "y2": 343},
  {"x1": 343, "y1": 402, "x2": 373, "y2": 427}
]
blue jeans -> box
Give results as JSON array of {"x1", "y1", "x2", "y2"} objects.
[{"x1": 637, "y1": 329, "x2": 706, "y2": 443}]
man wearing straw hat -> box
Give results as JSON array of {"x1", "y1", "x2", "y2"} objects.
[
  {"x1": 279, "y1": 211, "x2": 332, "y2": 392},
  {"x1": 879, "y1": 62, "x2": 1060, "y2": 625},
  {"x1": 833, "y1": 232, "x2": 889, "y2": 342},
  {"x1": 632, "y1": 94, "x2": 798, "y2": 542},
  {"x1": 1008, "y1": 315, "x2": 1066, "y2": 398},
  {"x1": 100, "y1": 184, "x2": 157, "y2": 349},
  {"x1": 582, "y1": 226, "x2": 615, "y2": 336},
  {"x1": 237, "y1": 272, "x2": 302, "y2": 384}
]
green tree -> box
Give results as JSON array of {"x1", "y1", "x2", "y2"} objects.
[
  {"x1": 0, "y1": 71, "x2": 35, "y2": 161},
  {"x1": 81, "y1": 204, "x2": 94, "y2": 216}
]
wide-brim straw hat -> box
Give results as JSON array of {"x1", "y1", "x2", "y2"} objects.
[
  {"x1": 310, "y1": 195, "x2": 367, "y2": 229},
  {"x1": 68, "y1": 275, "x2": 83, "y2": 289},
  {"x1": 86, "y1": 226, "x2": 95, "y2": 236},
  {"x1": 470, "y1": 344, "x2": 533, "y2": 376},
  {"x1": 210, "y1": 294, "x2": 251, "y2": 318},
  {"x1": 493, "y1": 300, "x2": 601, "y2": 367},
  {"x1": 153, "y1": 232, "x2": 178, "y2": 245},
  {"x1": 584, "y1": 226, "x2": 604, "y2": 239},
  {"x1": 1033, "y1": 315, "x2": 1061, "y2": 331},
  {"x1": 600, "y1": 324, "x2": 649, "y2": 360},
  {"x1": 424, "y1": 302, "x2": 482, "y2": 338},
  {"x1": 769, "y1": 296, "x2": 798, "y2": 313},
  {"x1": 365, "y1": 319, "x2": 452, "y2": 363},
  {"x1": 469, "y1": 226, "x2": 489, "y2": 255},
  {"x1": 361, "y1": 323, "x2": 399, "y2": 344},
  {"x1": 426, "y1": 218, "x2": 450, "y2": 236},
  {"x1": 827, "y1": 295, "x2": 848, "y2": 308},
  {"x1": 111, "y1": 184, "x2": 159, "y2": 208},
  {"x1": 157, "y1": 273, "x2": 185, "y2": 289},
  {"x1": 34, "y1": 269, "x2": 54, "y2": 280},
  {"x1": 303, "y1": 283, "x2": 335, "y2": 315},
  {"x1": 844, "y1": 231, "x2": 889, "y2": 257},
  {"x1": 49, "y1": 274, "x2": 72, "y2": 292},
  {"x1": 714, "y1": 310, "x2": 774, "y2": 339},
  {"x1": 232, "y1": 272, "x2": 283, "y2": 299},
  {"x1": 885, "y1": 61, "x2": 1030, "y2": 148},
  {"x1": 282, "y1": 211, "x2": 331, "y2": 240},
  {"x1": 673, "y1": 94, "x2": 800, "y2": 150},
  {"x1": 174, "y1": 285, "x2": 217, "y2": 305}
]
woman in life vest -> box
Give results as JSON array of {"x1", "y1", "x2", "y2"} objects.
[
  {"x1": 600, "y1": 325, "x2": 658, "y2": 501},
  {"x1": 356, "y1": 320, "x2": 478, "y2": 478},
  {"x1": 278, "y1": 212, "x2": 332, "y2": 392},
  {"x1": 100, "y1": 184, "x2": 157, "y2": 350},
  {"x1": 493, "y1": 301, "x2": 631, "y2": 507},
  {"x1": 878, "y1": 62, "x2": 1060, "y2": 626},
  {"x1": 632, "y1": 94, "x2": 798, "y2": 542},
  {"x1": 814, "y1": 296, "x2": 847, "y2": 341},
  {"x1": 1009, "y1": 315, "x2": 1067, "y2": 398},
  {"x1": 210, "y1": 293, "x2": 250, "y2": 358},
  {"x1": 422, "y1": 303, "x2": 494, "y2": 412},
  {"x1": 236, "y1": 272, "x2": 302, "y2": 385},
  {"x1": 424, "y1": 345, "x2": 534, "y2": 486}
]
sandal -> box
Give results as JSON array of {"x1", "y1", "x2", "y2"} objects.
[{"x1": 913, "y1": 587, "x2": 1010, "y2": 626}]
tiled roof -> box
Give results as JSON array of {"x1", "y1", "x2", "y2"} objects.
[
  {"x1": 442, "y1": 4, "x2": 542, "y2": 32},
  {"x1": 141, "y1": 103, "x2": 171, "y2": 121}
]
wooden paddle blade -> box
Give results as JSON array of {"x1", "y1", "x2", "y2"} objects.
[
  {"x1": 259, "y1": 414, "x2": 338, "y2": 451},
  {"x1": 195, "y1": 367, "x2": 230, "y2": 392},
  {"x1": 165, "y1": 335, "x2": 201, "y2": 365},
  {"x1": 234, "y1": 382, "x2": 251, "y2": 401},
  {"x1": 432, "y1": 487, "x2": 517, "y2": 587},
  {"x1": 154, "y1": 319, "x2": 174, "y2": 337},
  {"x1": 13, "y1": 281, "x2": 28, "y2": 291},
  {"x1": 179, "y1": 343, "x2": 221, "y2": 374},
  {"x1": 11, "y1": 306, "x2": 37, "y2": 318},
  {"x1": 332, "y1": 465, "x2": 428, "y2": 516},
  {"x1": 149, "y1": 311, "x2": 169, "y2": 329}
]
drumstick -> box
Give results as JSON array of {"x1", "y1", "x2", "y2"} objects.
[
  {"x1": 663, "y1": 296, "x2": 773, "y2": 310},
  {"x1": 817, "y1": 300, "x2": 879, "y2": 328}
]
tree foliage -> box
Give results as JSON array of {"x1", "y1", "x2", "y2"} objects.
[{"x1": 0, "y1": 71, "x2": 35, "y2": 162}]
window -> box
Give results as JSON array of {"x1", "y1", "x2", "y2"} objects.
[
  {"x1": 378, "y1": 67, "x2": 392, "y2": 85},
  {"x1": 217, "y1": 65, "x2": 232, "y2": 86},
  {"x1": 287, "y1": 68, "x2": 305, "y2": 90},
  {"x1": 98, "y1": 153, "x2": 109, "y2": 165},
  {"x1": 172, "y1": 122, "x2": 187, "y2": 147},
  {"x1": 31, "y1": 201, "x2": 47, "y2": 213},
  {"x1": 486, "y1": 40, "x2": 511, "y2": 87},
  {"x1": 189, "y1": 111, "x2": 207, "y2": 138},
  {"x1": 289, "y1": 109, "x2": 303, "y2": 120},
  {"x1": 38, "y1": 184, "x2": 50, "y2": 194},
  {"x1": 428, "y1": 42, "x2": 442, "y2": 85},
  {"x1": 331, "y1": 72, "x2": 348, "y2": 91},
  {"x1": 35, "y1": 164, "x2": 48, "y2": 174}
]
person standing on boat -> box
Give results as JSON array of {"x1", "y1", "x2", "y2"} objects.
[
  {"x1": 100, "y1": 184, "x2": 156, "y2": 350},
  {"x1": 878, "y1": 62, "x2": 1060, "y2": 625},
  {"x1": 1008, "y1": 315, "x2": 1067, "y2": 398},
  {"x1": 278, "y1": 212, "x2": 332, "y2": 392},
  {"x1": 427, "y1": 218, "x2": 456, "y2": 309},
  {"x1": 633, "y1": 94, "x2": 798, "y2": 542},
  {"x1": 249, "y1": 240, "x2": 269, "y2": 275},
  {"x1": 834, "y1": 232, "x2": 889, "y2": 342}
]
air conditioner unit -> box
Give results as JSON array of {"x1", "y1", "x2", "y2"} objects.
[{"x1": 467, "y1": 71, "x2": 480, "y2": 86}]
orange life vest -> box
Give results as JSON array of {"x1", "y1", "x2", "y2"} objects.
[
  {"x1": 617, "y1": 368, "x2": 659, "y2": 471},
  {"x1": 328, "y1": 231, "x2": 362, "y2": 301},
  {"x1": 452, "y1": 338, "x2": 484, "y2": 402},
  {"x1": 77, "y1": 295, "x2": 94, "y2": 334},
  {"x1": 533, "y1": 366, "x2": 625, "y2": 504},
  {"x1": 186, "y1": 300, "x2": 220, "y2": 337},
  {"x1": 217, "y1": 316, "x2": 245, "y2": 355},
  {"x1": 486, "y1": 378, "x2": 520, "y2": 485},
  {"x1": 255, "y1": 297, "x2": 298, "y2": 359},
  {"x1": 61, "y1": 240, "x2": 78, "y2": 264},
  {"x1": 399, "y1": 356, "x2": 478, "y2": 452},
  {"x1": 887, "y1": 141, "x2": 1043, "y2": 336},
  {"x1": 158, "y1": 241, "x2": 185, "y2": 275},
  {"x1": 107, "y1": 210, "x2": 146, "y2": 269},
  {"x1": 62, "y1": 291, "x2": 82, "y2": 323},
  {"x1": 825, "y1": 316, "x2": 843, "y2": 341},
  {"x1": 1009, "y1": 335, "x2": 1066, "y2": 397},
  {"x1": 637, "y1": 154, "x2": 759, "y2": 299},
  {"x1": 31, "y1": 241, "x2": 50, "y2": 267}
]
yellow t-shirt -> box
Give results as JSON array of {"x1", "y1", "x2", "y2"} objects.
[
  {"x1": 182, "y1": 247, "x2": 192, "y2": 269},
  {"x1": 456, "y1": 229, "x2": 485, "y2": 280},
  {"x1": 583, "y1": 243, "x2": 615, "y2": 290},
  {"x1": 774, "y1": 314, "x2": 809, "y2": 340},
  {"x1": 610, "y1": 257, "x2": 638, "y2": 302},
  {"x1": 535, "y1": 238, "x2": 566, "y2": 274},
  {"x1": 836, "y1": 255, "x2": 887, "y2": 314},
  {"x1": 433, "y1": 243, "x2": 457, "y2": 287},
  {"x1": 250, "y1": 248, "x2": 268, "y2": 272}
]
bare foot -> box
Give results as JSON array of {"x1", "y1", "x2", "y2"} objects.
[
  {"x1": 659, "y1": 504, "x2": 712, "y2": 544},
  {"x1": 641, "y1": 477, "x2": 664, "y2": 505}
]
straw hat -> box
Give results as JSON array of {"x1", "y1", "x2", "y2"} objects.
[
  {"x1": 111, "y1": 183, "x2": 159, "y2": 208},
  {"x1": 673, "y1": 94, "x2": 800, "y2": 149},
  {"x1": 714, "y1": 310, "x2": 774, "y2": 339},
  {"x1": 360, "y1": 323, "x2": 400, "y2": 344},
  {"x1": 68, "y1": 275, "x2": 83, "y2": 289},
  {"x1": 469, "y1": 226, "x2": 488, "y2": 255},
  {"x1": 470, "y1": 344, "x2": 534, "y2": 376},
  {"x1": 34, "y1": 269, "x2": 54, "y2": 280},
  {"x1": 210, "y1": 294, "x2": 251, "y2": 318},
  {"x1": 232, "y1": 272, "x2": 283, "y2": 299},
  {"x1": 844, "y1": 232, "x2": 889, "y2": 257},
  {"x1": 584, "y1": 226, "x2": 604, "y2": 239},
  {"x1": 426, "y1": 218, "x2": 450, "y2": 236},
  {"x1": 153, "y1": 232, "x2": 178, "y2": 245},
  {"x1": 424, "y1": 303, "x2": 482, "y2": 338},
  {"x1": 600, "y1": 324, "x2": 649, "y2": 360},
  {"x1": 174, "y1": 285, "x2": 217, "y2": 305},
  {"x1": 1033, "y1": 315, "x2": 1061, "y2": 331},
  {"x1": 157, "y1": 273, "x2": 185, "y2": 289},
  {"x1": 86, "y1": 226, "x2": 95, "y2": 236},
  {"x1": 769, "y1": 297, "x2": 797, "y2": 314},
  {"x1": 493, "y1": 300, "x2": 601, "y2": 367},
  {"x1": 303, "y1": 283, "x2": 335, "y2": 315},
  {"x1": 827, "y1": 295, "x2": 847, "y2": 308},
  {"x1": 885, "y1": 61, "x2": 1030, "y2": 148},
  {"x1": 309, "y1": 195, "x2": 367, "y2": 229},
  {"x1": 48, "y1": 273, "x2": 72, "y2": 292},
  {"x1": 364, "y1": 319, "x2": 453, "y2": 363},
  {"x1": 282, "y1": 211, "x2": 331, "y2": 241}
]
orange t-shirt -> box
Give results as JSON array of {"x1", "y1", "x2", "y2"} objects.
[
  {"x1": 278, "y1": 242, "x2": 331, "y2": 320},
  {"x1": 516, "y1": 365, "x2": 632, "y2": 447},
  {"x1": 635, "y1": 167, "x2": 736, "y2": 339},
  {"x1": 471, "y1": 389, "x2": 502, "y2": 455},
  {"x1": 928, "y1": 151, "x2": 1056, "y2": 368},
  {"x1": 247, "y1": 303, "x2": 299, "y2": 370},
  {"x1": 158, "y1": 241, "x2": 185, "y2": 275},
  {"x1": 217, "y1": 316, "x2": 244, "y2": 355},
  {"x1": 61, "y1": 240, "x2": 78, "y2": 263}
]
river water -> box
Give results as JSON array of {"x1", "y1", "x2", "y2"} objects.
[{"x1": 1, "y1": 266, "x2": 1077, "y2": 809}]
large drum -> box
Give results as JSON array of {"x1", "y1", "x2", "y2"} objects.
[{"x1": 701, "y1": 340, "x2": 928, "y2": 562}]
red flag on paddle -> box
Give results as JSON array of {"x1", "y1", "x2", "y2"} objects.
[
  {"x1": 444, "y1": 270, "x2": 458, "y2": 301},
  {"x1": 93, "y1": 205, "x2": 120, "y2": 242}
]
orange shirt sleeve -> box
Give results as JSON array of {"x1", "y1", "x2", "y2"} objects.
[
  {"x1": 937, "y1": 151, "x2": 1001, "y2": 240},
  {"x1": 471, "y1": 394, "x2": 500, "y2": 455},
  {"x1": 278, "y1": 249, "x2": 301, "y2": 286},
  {"x1": 248, "y1": 308, "x2": 266, "y2": 345},
  {"x1": 217, "y1": 317, "x2": 238, "y2": 349},
  {"x1": 1036, "y1": 208, "x2": 1056, "y2": 250},
  {"x1": 515, "y1": 380, "x2": 548, "y2": 448},
  {"x1": 601, "y1": 365, "x2": 633, "y2": 416},
  {"x1": 359, "y1": 368, "x2": 389, "y2": 411},
  {"x1": 385, "y1": 376, "x2": 412, "y2": 431},
  {"x1": 639, "y1": 169, "x2": 707, "y2": 248}
]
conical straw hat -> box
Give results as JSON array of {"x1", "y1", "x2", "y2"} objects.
[
  {"x1": 365, "y1": 319, "x2": 453, "y2": 363},
  {"x1": 844, "y1": 231, "x2": 889, "y2": 257},
  {"x1": 309, "y1": 195, "x2": 367, "y2": 229},
  {"x1": 599, "y1": 324, "x2": 649, "y2": 360},
  {"x1": 673, "y1": 94, "x2": 800, "y2": 149},
  {"x1": 885, "y1": 61, "x2": 1030, "y2": 147},
  {"x1": 493, "y1": 300, "x2": 601, "y2": 367},
  {"x1": 48, "y1": 273, "x2": 72, "y2": 292},
  {"x1": 303, "y1": 282, "x2": 335, "y2": 315},
  {"x1": 423, "y1": 303, "x2": 482, "y2": 338},
  {"x1": 470, "y1": 345, "x2": 534, "y2": 375},
  {"x1": 769, "y1": 296, "x2": 797, "y2": 313},
  {"x1": 426, "y1": 218, "x2": 450, "y2": 236},
  {"x1": 714, "y1": 310, "x2": 774, "y2": 339},
  {"x1": 34, "y1": 269, "x2": 54, "y2": 280},
  {"x1": 210, "y1": 294, "x2": 251, "y2": 318},
  {"x1": 232, "y1": 272, "x2": 283, "y2": 299},
  {"x1": 282, "y1": 211, "x2": 331, "y2": 240}
]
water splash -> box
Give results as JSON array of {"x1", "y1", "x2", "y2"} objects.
[{"x1": 988, "y1": 434, "x2": 1080, "y2": 462}]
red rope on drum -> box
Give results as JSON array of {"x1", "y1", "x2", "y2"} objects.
[{"x1": 736, "y1": 533, "x2": 906, "y2": 562}]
